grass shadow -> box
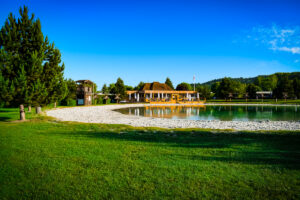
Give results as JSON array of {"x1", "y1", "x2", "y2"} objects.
[
  {"x1": 49, "y1": 124, "x2": 300, "y2": 169},
  {"x1": 0, "y1": 116, "x2": 11, "y2": 122}
]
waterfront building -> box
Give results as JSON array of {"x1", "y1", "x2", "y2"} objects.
[{"x1": 127, "y1": 82, "x2": 204, "y2": 104}]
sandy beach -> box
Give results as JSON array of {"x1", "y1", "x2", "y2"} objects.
[{"x1": 46, "y1": 104, "x2": 300, "y2": 131}]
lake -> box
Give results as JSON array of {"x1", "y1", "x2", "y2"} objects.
[{"x1": 115, "y1": 105, "x2": 300, "y2": 121}]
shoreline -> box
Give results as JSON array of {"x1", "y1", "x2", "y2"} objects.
[
  {"x1": 46, "y1": 104, "x2": 300, "y2": 131},
  {"x1": 204, "y1": 103, "x2": 300, "y2": 106}
]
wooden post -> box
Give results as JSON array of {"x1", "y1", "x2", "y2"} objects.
[
  {"x1": 54, "y1": 102, "x2": 57, "y2": 108},
  {"x1": 20, "y1": 104, "x2": 25, "y2": 121},
  {"x1": 28, "y1": 105, "x2": 31, "y2": 112},
  {"x1": 35, "y1": 106, "x2": 42, "y2": 114}
]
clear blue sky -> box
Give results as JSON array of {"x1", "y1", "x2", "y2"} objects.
[{"x1": 1, "y1": 0, "x2": 300, "y2": 88}]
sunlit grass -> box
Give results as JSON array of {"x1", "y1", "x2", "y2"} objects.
[{"x1": 0, "y1": 107, "x2": 299, "y2": 199}]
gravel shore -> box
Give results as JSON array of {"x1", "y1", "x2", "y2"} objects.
[{"x1": 46, "y1": 104, "x2": 300, "y2": 131}]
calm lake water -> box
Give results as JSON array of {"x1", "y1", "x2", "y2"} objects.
[{"x1": 115, "y1": 105, "x2": 300, "y2": 121}]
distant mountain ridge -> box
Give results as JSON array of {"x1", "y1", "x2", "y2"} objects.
[{"x1": 196, "y1": 72, "x2": 300, "y2": 87}]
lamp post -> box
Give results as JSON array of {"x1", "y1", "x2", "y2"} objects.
[
  {"x1": 283, "y1": 92, "x2": 288, "y2": 102},
  {"x1": 245, "y1": 92, "x2": 249, "y2": 102},
  {"x1": 228, "y1": 93, "x2": 233, "y2": 102}
]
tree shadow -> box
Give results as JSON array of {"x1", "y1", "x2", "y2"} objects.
[
  {"x1": 0, "y1": 117, "x2": 11, "y2": 122},
  {"x1": 50, "y1": 127, "x2": 300, "y2": 169}
]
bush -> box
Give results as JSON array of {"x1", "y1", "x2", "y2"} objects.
[
  {"x1": 104, "y1": 98, "x2": 111, "y2": 104},
  {"x1": 60, "y1": 99, "x2": 76, "y2": 106},
  {"x1": 0, "y1": 101, "x2": 5, "y2": 108},
  {"x1": 95, "y1": 97, "x2": 103, "y2": 105},
  {"x1": 68, "y1": 99, "x2": 76, "y2": 106}
]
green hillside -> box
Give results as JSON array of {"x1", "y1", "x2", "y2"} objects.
[{"x1": 197, "y1": 72, "x2": 300, "y2": 87}]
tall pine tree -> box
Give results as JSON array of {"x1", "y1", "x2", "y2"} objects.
[
  {"x1": 0, "y1": 6, "x2": 66, "y2": 118},
  {"x1": 165, "y1": 77, "x2": 174, "y2": 89}
]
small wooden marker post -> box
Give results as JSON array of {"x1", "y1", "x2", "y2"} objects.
[
  {"x1": 28, "y1": 105, "x2": 31, "y2": 112},
  {"x1": 35, "y1": 106, "x2": 42, "y2": 114},
  {"x1": 20, "y1": 104, "x2": 25, "y2": 121}
]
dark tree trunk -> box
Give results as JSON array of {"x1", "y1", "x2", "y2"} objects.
[
  {"x1": 35, "y1": 106, "x2": 42, "y2": 114},
  {"x1": 20, "y1": 104, "x2": 25, "y2": 120},
  {"x1": 28, "y1": 105, "x2": 31, "y2": 112}
]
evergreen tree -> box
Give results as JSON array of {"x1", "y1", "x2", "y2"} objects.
[
  {"x1": 115, "y1": 78, "x2": 126, "y2": 99},
  {"x1": 134, "y1": 81, "x2": 145, "y2": 91},
  {"x1": 165, "y1": 77, "x2": 174, "y2": 89},
  {"x1": 109, "y1": 83, "x2": 116, "y2": 94},
  {"x1": 0, "y1": 6, "x2": 66, "y2": 116},
  {"x1": 102, "y1": 84, "x2": 108, "y2": 94}
]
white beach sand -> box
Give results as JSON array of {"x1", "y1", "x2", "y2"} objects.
[{"x1": 46, "y1": 104, "x2": 300, "y2": 131}]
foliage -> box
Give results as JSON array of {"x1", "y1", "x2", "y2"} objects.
[
  {"x1": 200, "y1": 72, "x2": 300, "y2": 88},
  {"x1": 165, "y1": 77, "x2": 174, "y2": 89},
  {"x1": 196, "y1": 85, "x2": 211, "y2": 99},
  {"x1": 95, "y1": 96, "x2": 103, "y2": 104},
  {"x1": 101, "y1": 84, "x2": 108, "y2": 94},
  {"x1": 216, "y1": 78, "x2": 235, "y2": 99},
  {"x1": 125, "y1": 85, "x2": 134, "y2": 91},
  {"x1": 293, "y1": 79, "x2": 300, "y2": 99},
  {"x1": 92, "y1": 83, "x2": 97, "y2": 94},
  {"x1": 0, "y1": 6, "x2": 66, "y2": 107},
  {"x1": 60, "y1": 79, "x2": 77, "y2": 104},
  {"x1": 273, "y1": 75, "x2": 294, "y2": 98},
  {"x1": 255, "y1": 75, "x2": 277, "y2": 91},
  {"x1": 60, "y1": 99, "x2": 76, "y2": 106},
  {"x1": 115, "y1": 77, "x2": 126, "y2": 99},
  {"x1": 134, "y1": 81, "x2": 145, "y2": 91},
  {"x1": 176, "y1": 82, "x2": 192, "y2": 91},
  {"x1": 108, "y1": 83, "x2": 116, "y2": 94},
  {"x1": 211, "y1": 82, "x2": 220, "y2": 94},
  {"x1": 246, "y1": 83, "x2": 261, "y2": 99}
]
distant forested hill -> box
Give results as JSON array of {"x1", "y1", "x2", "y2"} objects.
[{"x1": 195, "y1": 72, "x2": 300, "y2": 87}]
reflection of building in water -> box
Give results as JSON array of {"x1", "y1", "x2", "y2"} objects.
[
  {"x1": 142, "y1": 105, "x2": 206, "y2": 118},
  {"x1": 122, "y1": 105, "x2": 300, "y2": 121},
  {"x1": 127, "y1": 82, "x2": 205, "y2": 104}
]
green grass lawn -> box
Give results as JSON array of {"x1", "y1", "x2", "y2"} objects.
[
  {"x1": 0, "y1": 107, "x2": 300, "y2": 199},
  {"x1": 206, "y1": 99, "x2": 300, "y2": 104}
]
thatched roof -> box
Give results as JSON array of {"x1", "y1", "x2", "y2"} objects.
[{"x1": 141, "y1": 82, "x2": 173, "y2": 91}]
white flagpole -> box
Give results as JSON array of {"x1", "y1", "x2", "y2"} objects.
[{"x1": 193, "y1": 75, "x2": 195, "y2": 91}]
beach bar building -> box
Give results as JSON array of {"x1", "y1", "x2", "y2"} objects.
[
  {"x1": 127, "y1": 82, "x2": 204, "y2": 104},
  {"x1": 76, "y1": 80, "x2": 94, "y2": 105}
]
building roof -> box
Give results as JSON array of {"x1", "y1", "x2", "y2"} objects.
[
  {"x1": 256, "y1": 91, "x2": 273, "y2": 94},
  {"x1": 141, "y1": 82, "x2": 173, "y2": 91},
  {"x1": 76, "y1": 80, "x2": 94, "y2": 84}
]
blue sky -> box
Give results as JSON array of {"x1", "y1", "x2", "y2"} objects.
[{"x1": 1, "y1": 0, "x2": 300, "y2": 88}]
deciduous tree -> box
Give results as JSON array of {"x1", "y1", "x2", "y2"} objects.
[{"x1": 176, "y1": 82, "x2": 192, "y2": 91}]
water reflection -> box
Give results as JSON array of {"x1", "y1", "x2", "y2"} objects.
[{"x1": 116, "y1": 105, "x2": 300, "y2": 121}]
